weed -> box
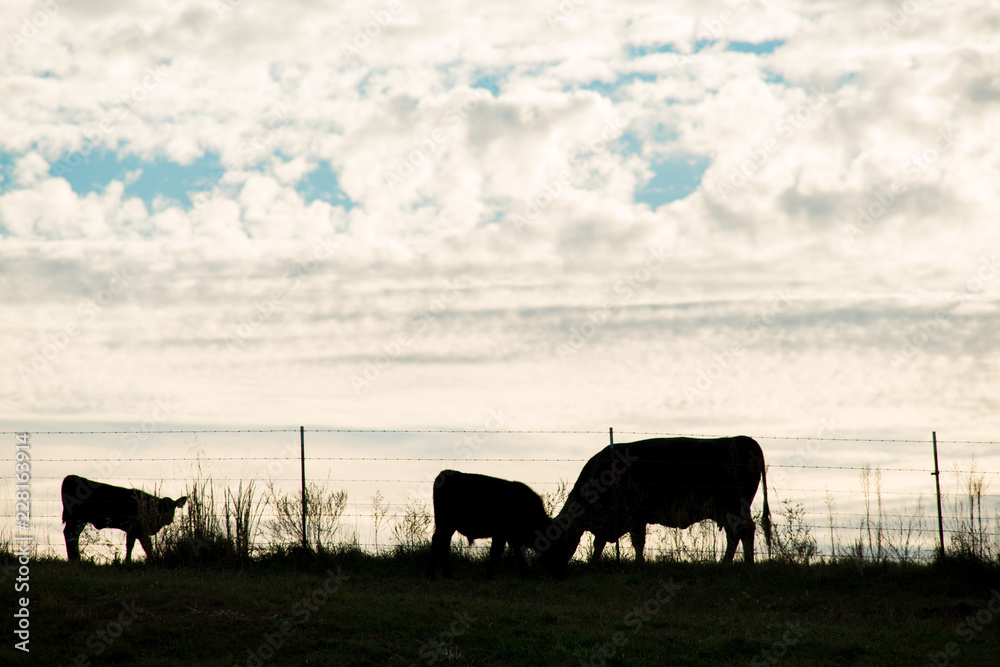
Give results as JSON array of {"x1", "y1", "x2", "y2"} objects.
[{"x1": 265, "y1": 480, "x2": 348, "y2": 552}]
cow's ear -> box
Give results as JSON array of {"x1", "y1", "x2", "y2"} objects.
[{"x1": 176, "y1": 496, "x2": 188, "y2": 508}]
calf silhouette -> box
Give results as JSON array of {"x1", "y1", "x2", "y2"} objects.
[
  {"x1": 61, "y1": 474, "x2": 187, "y2": 562},
  {"x1": 427, "y1": 470, "x2": 558, "y2": 578}
]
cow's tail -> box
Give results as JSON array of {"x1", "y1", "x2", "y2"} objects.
[{"x1": 760, "y1": 460, "x2": 772, "y2": 557}]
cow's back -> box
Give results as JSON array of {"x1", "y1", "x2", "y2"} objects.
[
  {"x1": 433, "y1": 470, "x2": 546, "y2": 541},
  {"x1": 573, "y1": 436, "x2": 765, "y2": 530},
  {"x1": 62, "y1": 474, "x2": 139, "y2": 530}
]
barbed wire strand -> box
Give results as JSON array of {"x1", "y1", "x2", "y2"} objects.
[
  {"x1": 18, "y1": 458, "x2": 1000, "y2": 475},
  {"x1": 2, "y1": 428, "x2": 998, "y2": 444}
]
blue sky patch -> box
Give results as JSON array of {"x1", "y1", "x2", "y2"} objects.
[
  {"x1": 297, "y1": 161, "x2": 354, "y2": 209},
  {"x1": 48, "y1": 150, "x2": 225, "y2": 208},
  {"x1": 763, "y1": 71, "x2": 789, "y2": 86},
  {"x1": 126, "y1": 154, "x2": 226, "y2": 207},
  {"x1": 472, "y1": 73, "x2": 501, "y2": 96},
  {"x1": 3, "y1": 147, "x2": 356, "y2": 212},
  {"x1": 727, "y1": 40, "x2": 785, "y2": 54},
  {"x1": 837, "y1": 72, "x2": 857, "y2": 87},
  {"x1": 626, "y1": 43, "x2": 677, "y2": 58},
  {"x1": 0, "y1": 153, "x2": 15, "y2": 190},
  {"x1": 581, "y1": 72, "x2": 657, "y2": 98},
  {"x1": 635, "y1": 154, "x2": 710, "y2": 207},
  {"x1": 617, "y1": 131, "x2": 642, "y2": 158}
]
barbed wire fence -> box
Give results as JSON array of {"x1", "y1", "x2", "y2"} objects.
[{"x1": 3, "y1": 427, "x2": 999, "y2": 563}]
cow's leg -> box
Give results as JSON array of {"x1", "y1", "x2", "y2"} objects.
[
  {"x1": 138, "y1": 533, "x2": 155, "y2": 562},
  {"x1": 630, "y1": 525, "x2": 646, "y2": 564},
  {"x1": 515, "y1": 543, "x2": 531, "y2": 577},
  {"x1": 590, "y1": 536, "x2": 606, "y2": 562},
  {"x1": 63, "y1": 521, "x2": 86, "y2": 561},
  {"x1": 721, "y1": 517, "x2": 739, "y2": 563},
  {"x1": 486, "y1": 535, "x2": 505, "y2": 577},
  {"x1": 740, "y1": 520, "x2": 756, "y2": 564},
  {"x1": 738, "y1": 501, "x2": 756, "y2": 564},
  {"x1": 427, "y1": 529, "x2": 455, "y2": 579},
  {"x1": 125, "y1": 531, "x2": 138, "y2": 563}
]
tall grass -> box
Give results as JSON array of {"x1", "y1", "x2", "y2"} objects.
[
  {"x1": 264, "y1": 480, "x2": 348, "y2": 552},
  {"x1": 45, "y1": 461, "x2": 995, "y2": 570},
  {"x1": 224, "y1": 480, "x2": 264, "y2": 563},
  {"x1": 949, "y1": 456, "x2": 997, "y2": 561},
  {"x1": 771, "y1": 499, "x2": 818, "y2": 564},
  {"x1": 390, "y1": 500, "x2": 432, "y2": 553}
]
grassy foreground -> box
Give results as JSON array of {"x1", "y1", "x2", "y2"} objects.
[{"x1": 2, "y1": 550, "x2": 999, "y2": 666}]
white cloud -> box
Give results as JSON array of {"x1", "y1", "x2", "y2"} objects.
[{"x1": 0, "y1": 0, "x2": 997, "y2": 448}]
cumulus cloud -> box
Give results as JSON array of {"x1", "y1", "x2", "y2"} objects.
[{"x1": 0, "y1": 0, "x2": 997, "y2": 446}]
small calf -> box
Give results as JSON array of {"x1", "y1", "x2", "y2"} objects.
[
  {"x1": 61, "y1": 474, "x2": 188, "y2": 562},
  {"x1": 426, "y1": 470, "x2": 557, "y2": 578}
]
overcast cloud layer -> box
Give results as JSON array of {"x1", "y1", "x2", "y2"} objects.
[{"x1": 2, "y1": 0, "x2": 999, "y2": 451}]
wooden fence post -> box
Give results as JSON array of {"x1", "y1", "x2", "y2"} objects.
[
  {"x1": 300, "y1": 426, "x2": 308, "y2": 550},
  {"x1": 932, "y1": 431, "x2": 945, "y2": 561},
  {"x1": 610, "y1": 427, "x2": 619, "y2": 564}
]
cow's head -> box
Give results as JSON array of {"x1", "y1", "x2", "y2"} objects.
[
  {"x1": 159, "y1": 495, "x2": 188, "y2": 524},
  {"x1": 533, "y1": 511, "x2": 583, "y2": 579},
  {"x1": 139, "y1": 494, "x2": 188, "y2": 533}
]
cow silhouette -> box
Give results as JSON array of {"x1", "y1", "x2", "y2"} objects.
[
  {"x1": 61, "y1": 474, "x2": 188, "y2": 562},
  {"x1": 426, "y1": 470, "x2": 559, "y2": 578},
  {"x1": 541, "y1": 436, "x2": 771, "y2": 574}
]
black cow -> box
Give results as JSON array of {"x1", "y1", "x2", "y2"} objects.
[
  {"x1": 540, "y1": 436, "x2": 771, "y2": 573},
  {"x1": 426, "y1": 470, "x2": 557, "y2": 578},
  {"x1": 61, "y1": 474, "x2": 188, "y2": 562}
]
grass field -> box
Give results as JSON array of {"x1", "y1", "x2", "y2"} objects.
[{"x1": 3, "y1": 549, "x2": 999, "y2": 667}]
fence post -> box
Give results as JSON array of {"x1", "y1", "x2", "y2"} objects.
[
  {"x1": 931, "y1": 431, "x2": 945, "y2": 561},
  {"x1": 300, "y1": 426, "x2": 308, "y2": 550},
  {"x1": 610, "y1": 427, "x2": 619, "y2": 564}
]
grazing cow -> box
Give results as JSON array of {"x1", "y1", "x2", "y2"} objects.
[
  {"x1": 540, "y1": 436, "x2": 771, "y2": 574},
  {"x1": 61, "y1": 474, "x2": 188, "y2": 562},
  {"x1": 426, "y1": 470, "x2": 557, "y2": 578}
]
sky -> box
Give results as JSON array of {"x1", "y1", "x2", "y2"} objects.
[{"x1": 2, "y1": 1, "x2": 999, "y2": 556}]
